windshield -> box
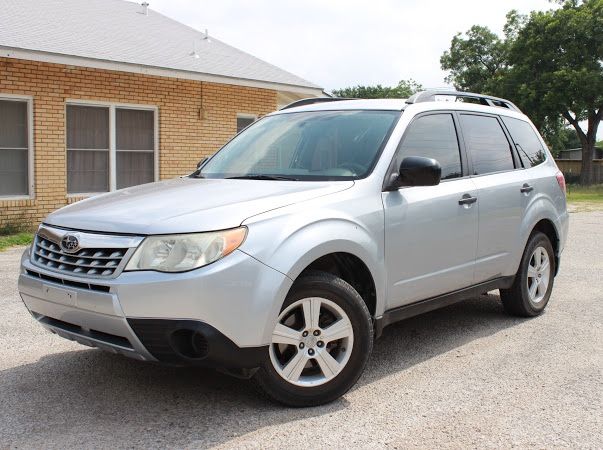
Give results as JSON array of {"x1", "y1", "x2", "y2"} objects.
[{"x1": 197, "y1": 110, "x2": 400, "y2": 180}]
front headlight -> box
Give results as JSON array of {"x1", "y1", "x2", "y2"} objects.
[{"x1": 125, "y1": 227, "x2": 247, "y2": 273}]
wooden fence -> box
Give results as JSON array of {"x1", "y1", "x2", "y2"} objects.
[{"x1": 555, "y1": 159, "x2": 603, "y2": 184}]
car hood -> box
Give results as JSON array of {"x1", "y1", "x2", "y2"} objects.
[{"x1": 45, "y1": 177, "x2": 354, "y2": 235}]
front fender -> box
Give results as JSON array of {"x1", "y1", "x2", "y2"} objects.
[{"x1": 240, "y1": 205, "x2": 386, "y2": 316}]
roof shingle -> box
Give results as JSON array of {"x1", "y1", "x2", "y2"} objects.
[{"x1": 0, "y1": 0, "x2": 320, "y2": 91}]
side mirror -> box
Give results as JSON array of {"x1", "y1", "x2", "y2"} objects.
[{"x1": 385, "y1": 156, "x2": 441, "y2": 191}]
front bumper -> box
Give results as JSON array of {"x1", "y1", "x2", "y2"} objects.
[{"x1": 18, "y1": 246, "x2": 292, "y2": 368}]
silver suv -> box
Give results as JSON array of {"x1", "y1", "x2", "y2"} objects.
[{"x1": 18, "y1": 90, "x2": 569, "y2": 406}]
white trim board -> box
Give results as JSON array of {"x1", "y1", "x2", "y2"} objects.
[{"x1": 0, "y1": 47, "x2": 324, "y2": 98}]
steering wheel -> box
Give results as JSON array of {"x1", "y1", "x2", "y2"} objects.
[{"x1": 338, "y1": 162, "x2": 366, "y2": 175}]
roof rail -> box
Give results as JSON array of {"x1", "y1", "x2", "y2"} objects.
[
  {"x1": 280, "y1": 97, "x2": 356, "y2": 110},
  {"x1": 406, "y1": 90, "x2": 521, "y2": 112}
]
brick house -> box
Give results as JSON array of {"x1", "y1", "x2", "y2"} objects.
[{"x1": 0, "y1": 0, "x2": 322, "y2": 227}]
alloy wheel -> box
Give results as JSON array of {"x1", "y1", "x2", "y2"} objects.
[
  {"x1": 526, "y1": 246, "x2": 551, "y2": 304},
  {"x1": 269, "y1": 297, "x2": 354, "y2": 387}
]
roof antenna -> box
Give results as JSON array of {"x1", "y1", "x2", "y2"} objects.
[
  {"x1": 140, "y1": 2, "x2": 149, "y2": 15},
  {"x1": 203, "y1": 29, "x2": 211, "y2": 43}
]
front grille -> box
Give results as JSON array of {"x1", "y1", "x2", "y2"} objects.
[
  {"x1": 25, "y1": 269, "x2": 111, "y2": 293},
  {"x1": 32, "y1": 235, "x2": 127, "y2": 277}
]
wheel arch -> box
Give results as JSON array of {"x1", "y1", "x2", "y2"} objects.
[{"x1": 297, "y1": 252, "x2": 378, "y2": 318}]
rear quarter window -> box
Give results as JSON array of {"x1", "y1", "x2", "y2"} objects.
[{"x1": 502, "y1": 116, "x2": 547, "y2": 168}]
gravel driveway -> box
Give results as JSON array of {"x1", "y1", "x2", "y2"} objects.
[{"x1": 1, "y1": 211, "x2": 601, "y2": 449}]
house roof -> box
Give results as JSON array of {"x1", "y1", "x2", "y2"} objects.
[{"x1": 0, "y1": 0, "x2": 322, "y2": 95}]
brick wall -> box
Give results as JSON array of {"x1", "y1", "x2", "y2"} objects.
[{"x1": 0, "y1": 57, "x2": 277, "y2": 228}]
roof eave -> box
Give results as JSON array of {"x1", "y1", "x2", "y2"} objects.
[{"x1": 0, "y1": 46, "x2": 324, "y2": 97}]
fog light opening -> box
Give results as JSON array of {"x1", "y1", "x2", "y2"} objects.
[{"x1": 170, "y1": 329, "x2": 208, "y2": 359}]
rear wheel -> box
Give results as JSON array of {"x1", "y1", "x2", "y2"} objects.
[
  {"x1": 500, "y1": 232, "x2": 555, "y2": 317},
  {"x1": 255, "y1": 271, "x2": 373, "y2": 407}
]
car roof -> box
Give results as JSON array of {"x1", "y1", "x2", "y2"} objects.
[
  {"x1": 273, "y1": 98, "x2": 528, "y2": 121},
  {"x1": 276, "y1": 98, "x2": 408, "y2": 113}
]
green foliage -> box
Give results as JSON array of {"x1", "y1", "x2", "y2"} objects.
[
  {"x1": 0, "y1": 232, "x2": 33, "y2": 252},
  {"x1": 549, "y1": 126, "x2": 581, "y2": 155},
  {"x1": 566, "y1": 184, "x2": 603, "y2": 203},
  {"x1": 440, "y1": 25, "x2": 509, "y2": 93},
  {"x1": 440, "y1": 0, "x2": 603, "y2": 184},
  {"x1": 508, "y1": 0, "x2": 603, "y2": 127},
  {"x1": 332, "y1": 79, "x2": 423, "y2": 99}
]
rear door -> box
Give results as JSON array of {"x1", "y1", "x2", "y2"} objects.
[
  {"x1": 383, "y1": 112, "x2": 478, "y2": 308},
  {"x1": 458, "y1": 113, "x2": 526, "y2": 283}
]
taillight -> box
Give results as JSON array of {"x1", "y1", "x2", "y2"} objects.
[{"x1": 556, "y1": 171, "x2": 566, "y2": 196}]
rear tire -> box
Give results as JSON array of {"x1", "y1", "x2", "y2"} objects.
[
  {"x1": 254, "y1": 271, "x2": 373, "y2": 407},
  {"x1": 500, "y1": 232, "x2": 555, "y2": 317}
]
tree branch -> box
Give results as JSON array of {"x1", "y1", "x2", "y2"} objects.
[{"x1": 562, "y1": 111, "x2": 587, "y2": 142}]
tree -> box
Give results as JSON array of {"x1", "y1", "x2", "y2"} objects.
[
  {"x1": 440, "y1": 25, "x2": 509, "y2": 93},
  {"x1": 332, "y1": 79, "x2": 422, "y2": 99},
  {"x1": 441, "y1": 0, "x2": 603, "y2": 184}
]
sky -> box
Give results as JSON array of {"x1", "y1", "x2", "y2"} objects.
[
  {"x1": 148, "y1": 0, "x2": 600, "y2": 140},
  {"x1": 147, "y1": 0, "x2": 554, "y2": 91}
]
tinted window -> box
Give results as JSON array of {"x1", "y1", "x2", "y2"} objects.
[
  {"x1": 460, "y1": 114, "x2": 514, "y2": 175},
  {"x1": 502, "y1": 116, "x2": 546, "y2": 168},
  {"x1": 396, "y1": 114, "x2": 462, "y2": 180}
]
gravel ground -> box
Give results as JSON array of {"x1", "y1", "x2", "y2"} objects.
[{"x1": 0, "y1": 211, "x2": 601, "y2": 449}]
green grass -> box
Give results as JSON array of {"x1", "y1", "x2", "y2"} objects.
[
  {"x1": 0, "y1": 232, "x2": 33, "y2": 252},
  {"x1": 566, "y1": 184, "x2": 603, "y2": 203}
]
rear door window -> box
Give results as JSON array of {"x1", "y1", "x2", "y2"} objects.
[
  {"x1": 502, "y1": 116, "x2": 547, "y2": 168},
  {"x1": 460, "y1": 114, "x2": 515, "y2": 175}
]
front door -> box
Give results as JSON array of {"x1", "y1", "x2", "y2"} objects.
[{"x1": 383, "y1": 113, "x2": 478, "y2": 309}]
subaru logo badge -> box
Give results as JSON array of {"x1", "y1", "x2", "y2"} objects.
[{"x1": 61, "y1": 234, "x2": 80, "y2": 253}]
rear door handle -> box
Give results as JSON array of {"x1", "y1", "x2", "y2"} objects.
[
  {"x1": 520, "y1": 183, "x2": 534, "y2": 193},
  {"x1": 458, "y1": 194, "x2": 477, "y2": 205}
]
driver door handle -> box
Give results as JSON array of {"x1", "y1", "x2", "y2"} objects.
[{"x1": 458, "y1": 194, "x2": 477, "y2": 205}]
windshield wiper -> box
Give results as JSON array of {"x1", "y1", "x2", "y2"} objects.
[{"x1": 226, "y1": 174, "x2": 299, "y2": 181}]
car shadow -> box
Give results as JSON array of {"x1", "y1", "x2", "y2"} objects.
[{"x1": 0, "y1": 293, "x2": 525, "y2": 448}]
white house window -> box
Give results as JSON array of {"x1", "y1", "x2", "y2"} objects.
[
  {"x1": 236, "y1": 114, "x2": 256, "y2": 133},
  {"x1": 66, "y1": 103, "x2": 157, "y2": 195},
  {"x1": 67, "y1": 105, "x2": 110, "y2": 193},
  {"x1": 0, "y1": 96, "x2": 33, "y2": 197},
  {"x1": 116, "y1": 108, "x2": 155, "y2": 189}
]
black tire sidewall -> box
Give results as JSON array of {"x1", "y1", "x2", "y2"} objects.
[
  {"x1": 256, "y1": 272, "x2": 373, "y2": 406},
  {"x1": 518, "y1": 232, "x2": 555, "y2": 314}
]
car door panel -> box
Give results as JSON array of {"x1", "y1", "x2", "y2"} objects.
[
  {"x1": 458, "y1": 113, "x2": 526, "y2": 283},
  {"x1": 383, "y1": 112, "x2": 478, "y2": 310},
  {"x1": 383, "y1": 179, "x2": 478, "y2": 308}
]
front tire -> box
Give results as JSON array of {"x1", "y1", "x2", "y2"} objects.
[
  {"x1": 255, "y1": 271, "x2": 373, "y2": 407},
  {"x1": 500, "y1": 232, "x2": 555, "y2": 317}
]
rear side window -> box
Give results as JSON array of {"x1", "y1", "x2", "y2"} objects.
[
  {"x1": 460, "y1": 114, "x2": 514, "y2": 175},
  {"x1": 396, "y1": 114, "x2": 462, "y2": 180},
  {"x1": 502, "y1": 116, "x2": 546, "y2": 168}
]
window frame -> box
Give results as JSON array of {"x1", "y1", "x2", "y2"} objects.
[
  {"x1": 0, "y1": 94, "x2": 34, "y2": 200},
  {"x1": 383, "y1": 110, "x2": 469, "y2": 190},
  {"x1": 65, "y1": 99, "x2": 158, "y2": 197},
  {"x1": 456, "y1": 111, "x2": 521, "y2": 177},
  {"x1": 236, "y1": 113, "x2": 258, "y2": 134}
]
